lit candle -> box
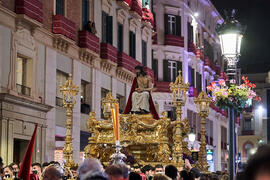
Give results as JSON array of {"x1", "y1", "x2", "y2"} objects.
[
  {"x1": 202, "y1": 102, "x2": 206, "y2": 111},
  {"x1": 115, "y1": 103, "x2": 120, "y2": 141},
  {"x1": 111, "y1": 104, "x2": 120, "y2": 142}
]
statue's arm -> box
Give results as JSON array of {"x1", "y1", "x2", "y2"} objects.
[{"x1": 145, "y1": 76, "x2": 153, "y2": 91}]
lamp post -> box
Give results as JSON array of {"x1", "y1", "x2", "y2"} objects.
[
  {"x1": 194, "y1": 91, "x2": 211, "y2": 173},
  {"x1": 170, "y1": 71, "x2": 190, "y2": 167},
  {"x1": 217, "y1": 10, "x2": 245, "y2": 180},
  {"x1": 60, "y1": 74, "x2": 79, "y2": 170}
]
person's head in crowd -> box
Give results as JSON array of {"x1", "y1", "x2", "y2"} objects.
[
  {"x1": 199, "y1": 174, "x2": 209, "y2": 180},
  {"x1": 78, "y1": 158, "x2": 103, "y2": 179},
  {"x1": 43, "y1": 167, "x2": 61, "y2": 180},
  {"x1": 31, "y1": 163, "x2": 42, "y2": 177},
  {"x1": 235, "y1": 172, "x2": 246, "y2": 180},
  {"x1": 142, "y1": 165, "x2": 153, "y2": 177},
  {"x1": 105, "y1": 165, "x2": 123, "y2": 180},
  {"x1": 42, "y1": 162, "x2": 50, "y2": 172},
  {"x1": 70, "y1": 166, "x2": 78, "y2": 179},
  {"x1": 211, "y1": 173, "x2": 219, "y2": 180},
  {"x1": 82, "y1": 170, "x2": 109, "y2": 180},
  {"x1": 154, "y1": 165, "x2": 164, "y2": 175},
  {"x1": 153, "y1": 174, "x2": 171, "y2": 180},
  {"x1": 118, "y1": 163, "x2": 129, "y2": 180},
  {"x1": 180, "y1": 170, "x2": 195, "y2": 180},
  {"x1": 133, "y1": 164, "x2": 141, "y2": 174},
  {"x1": 9, "y1": 163, "x2": 19, "y2": 177},
  {"x1": 165, "y1": 165, "x2": 178, "y2": 180},
  {"x1": 3, "y1": 165, "x2": 14, "y2": 179},
  {"x1": 129, "y1": 172, "x2": 142, "y2": 180},
  {"x1": 220, "y1": 174, "x2": 229, "y2": 180},
  {"x1": 244, "y1": 144, "x2": 270, "y2": 180}
]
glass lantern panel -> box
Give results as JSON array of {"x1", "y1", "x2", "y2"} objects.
[
  {"x1": 237, "y1": 35, "x2": 243, "y2": 55},
  {"x1": 219, "y1": 33, "x2": 238, "y2": 57}
]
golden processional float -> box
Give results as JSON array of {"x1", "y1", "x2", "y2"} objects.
[{"x1": 60, "y1": 71, "x2": 212, "y2": 174}]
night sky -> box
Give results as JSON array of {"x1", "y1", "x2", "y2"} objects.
[{"x1": 211, "y1": 0, "x2": 270, "y2": 74}]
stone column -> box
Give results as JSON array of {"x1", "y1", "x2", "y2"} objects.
[
  {"x1": 112, "y1": 77, "x2": 117, "y2": 98},
  {"x1": 72, "y1": 60, "x2": 81, "y2": 163},
  {"x1": 0, "y1": 118, "x2": 8, "y2": 164},
  {"x1": 158, "y1": 57, "x2": 163, "y2": 81},
  {"x1": 92, "y1": 69, "x2": 101, "y2": 118},
  {"x1": 213, "y1": 114, "x2": 222, "y2": 171},
  {"x1": 45, "y1": 47, "x2": 57, "y2": 162},
  {"x1": 156, "y1": 2, "x2": 164, "y2": 45}
]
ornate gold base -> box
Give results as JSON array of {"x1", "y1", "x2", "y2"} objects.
[{"x1": 84, "y1": 112, "x2": 192, "y2": 166}]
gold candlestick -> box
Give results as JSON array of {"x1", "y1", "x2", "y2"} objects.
[
  {"x1": 194, "y1": 91, "x2": 211, "y2": 174},
  {"x1": 169, "y1": 71, "x2": 189, "y2": 168},
  {"x1": 60, "y1": 74, "x2": 79, "y2": 170}
]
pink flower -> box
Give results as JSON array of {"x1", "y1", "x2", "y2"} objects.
[
  {"x1": 211, "y1": 81, "x2": 217, "y2": 87},
  {"x1": 218, "y1": 79, "x2": 226, "y2": 86}
]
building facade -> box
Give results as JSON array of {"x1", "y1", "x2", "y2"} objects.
[
  {"x1": 0, "y1": 0, "x2": 154, "y2": 164},
  {"x1": 152, "y1": 0, "x2": 229, "y2": 171},
  {"x1": 238, "y1": 72, "x2": 269, "y2": 164}
]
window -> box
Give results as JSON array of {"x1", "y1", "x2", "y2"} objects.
[
  {"x1": 196, "y1": 72, "x2": 202, "y2": 92},
  {"x1": 244, "y1": 118, "x2": 252, "y2": 130},
  {"x1": 101, "y1": 88, "x2": 109, "y2": 119},
  {"x1": 117, "y1": 23, "x2": 123, "y2": 52},
  {"x1": 82, "y1": 0, "x2": 90, "y2": 29},
  {"x1": 56, "y1": 0, "x2": 65, "y2": 16},
  {"x1": 81, "y1": 80, "x2": 91, "y2": 114},
  {"x1": 142, "y1": 40, "x2": 147, "y2": 66},
  {"x1": 129, "y1": 31, "x2": 136, "y2": 59},
  {"x1": 16, "y1": 56, "x2": 32, "y2": 96},
  {"x1": 56, "y1": 70, "x2": 68, "y2": 106},
  {"x1": 188, "y1": 66, "x2": 195, "y2": 87},
  {"x1": 102, "y1": 11, "x2": 113, "y2": 44},
  {"x1": 152, "y1": 59, "x2": 158, "y2": 81},
  {"x1": 164, "y1": 14, "x2": 181, "y2": 36},
  {"x1": 117, "y1": 94, "x2": 126, "y2": 113},
  {"x1": 163, "y1": 60, "x2": 182, "y2": 82},
  {"x1": 187, "y1": 22, "x2": 193, "y2": 43}
]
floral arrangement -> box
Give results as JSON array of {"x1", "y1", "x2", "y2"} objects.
[{"x1": 207, "y1": 76, "x2": 261, "y2": 112}]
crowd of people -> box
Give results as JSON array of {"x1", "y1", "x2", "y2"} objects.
[{"x1": 0, "y1": 144, "x2": 270, "y2": 180}]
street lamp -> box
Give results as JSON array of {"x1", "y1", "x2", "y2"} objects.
[
  {"x1": 217, "y1": 10, "x2": 245, "y2": 180},
  {"x1": 60, "y1": 74, "x2": 79, "y2": 170},
  {"x1": 170, "y1": 71, "x2": 190, "y2": 167},
  {"x1": 217, "y1": 10, "x2": 245, "y2": 82},
  {"x1": 194, "y1": 91, "x2": 211, "y2": 173}
]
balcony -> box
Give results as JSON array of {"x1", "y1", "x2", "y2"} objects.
[
  {"x1": 52, "y1": 15, "x2": 76, "y2": 41},
  {"x1": 142, "y1": 8, "x2": 154, "y2": 27},
  {"x1": 130, "y1": 0, "x2": 142, "y2": 18},
  {"x1": 188, "y1": 42, "x2": 197, "y2": 54},
  {"x1": 117, "y1": 51, "x2": 142, "y2": 72},
  {"x1": 188, "y1": 87, "x2": 198, "y2": 97},
  {"x1": 196, "y1": 49, "x2": 204, "y2": 60},
  {"x1": 117, "y1": 0, "x2": 132, "y2": 10},
  {"x1": 16, "y1": 83, "x2": 31, "y2": 96},
  {"x1": 79, "y1": 31, "x2": 100, "y2": 55},
  {"x1": 241, "y1": 130, "x2": 255, "y2": 136},
  {"x1": 100, "y1": 43, "x2": 118, "y2": 63},
  {"x1": 15, "y1": 0, "x2": 43, "y2": 24},
  {"x1": 164, "y1": 34, "x2": 184, "y2": 47},
  {"x1": 155, "y1": 81, "x2": 171, "y2": 93}
]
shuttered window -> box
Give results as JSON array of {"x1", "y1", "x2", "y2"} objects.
[
  {"x1": 142, "y1": 40, "x2": 147, "y2": 66},
  {"x1": 82, "y1": 0, "x2": 89, "y2": 30},
  {"x1": 129, "y1": 31, "x2": 136, "y2": 59},
  {"x1": 152, "y1": 59, "x2": 158, "y2": 81},
  {"x1": 196, "y1": 72, "x2": 202, "y2": 92},
  {"x1": 102, "y1": 11, "x2": 113, "y2": 44},
  {"x1": 117, "y1": 23, "x2": 123, "y2": 52},
  {"x1": 163, "y1": 60, "x2": 182, "y2": 82},
  {"x1": 164, "y1": 14, "x2": 181, "y2": 36},
  {"x1": 188, "y1": 66, "x2": 195, "y2": 87},
  {"x1": 56, "y1": 0, "x2": 65, "y2": 16},
  {"x1": 188, "y1": 22, "x2": 193, "y2": 43}
]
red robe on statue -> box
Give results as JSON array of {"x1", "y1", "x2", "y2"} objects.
[{"x1": 124, "y1": 77, "x2": 159, "y2": 120}]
